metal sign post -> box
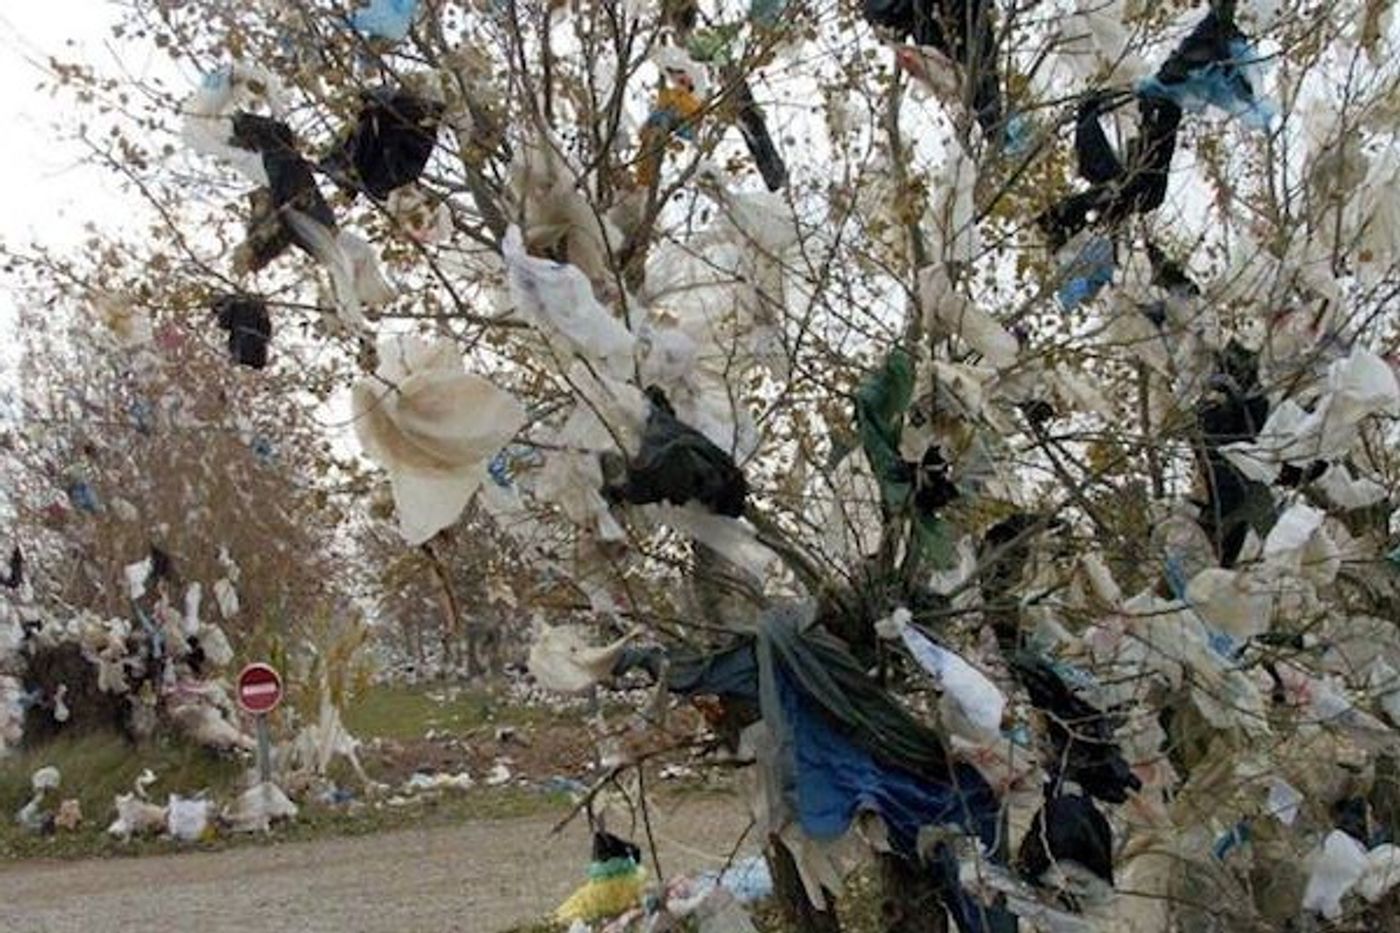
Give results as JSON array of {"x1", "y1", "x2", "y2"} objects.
[{"x1": 236, "y1": 663, "x2": 284, "y2": 783}]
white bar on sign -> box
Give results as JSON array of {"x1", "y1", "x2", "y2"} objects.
[{"x1": 242, "y1": 683, "x2": 279, "y2": 696}]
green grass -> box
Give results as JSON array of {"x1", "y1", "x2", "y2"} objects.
[{"x1": 342, "y1": 683, "x2": 593, "y2": 741}]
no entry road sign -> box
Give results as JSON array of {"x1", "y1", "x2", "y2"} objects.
[{"x1": 236, "y1": 662, "x2": 283, "y2": 715}]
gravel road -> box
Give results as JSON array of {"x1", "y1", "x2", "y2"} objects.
[{"x1": 0, "y1": 795, "x2": 753, "y2": 933}]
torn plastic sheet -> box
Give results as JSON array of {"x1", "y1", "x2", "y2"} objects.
[
  {"x1": 352, "y1": 336, "x2": 526, "y2": 545},
  {"x1": 501, "y1": 225, "x2": 636, "y2": 376}
]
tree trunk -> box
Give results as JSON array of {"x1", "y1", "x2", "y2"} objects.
[
  {"x1": 767, "y1": 835, "x2": 842, "y2": 933},
  {"x1": 879, "y1": 852, "x2": 950, "y2": 933}
]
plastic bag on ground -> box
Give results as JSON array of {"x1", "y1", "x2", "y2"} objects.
[
  {"x1": 108, "y1": 794, "x2": 167, "y2": 840},
  {"x1": 167, "y1": 795, "x2": 211, "y2": 842},
  {"x1": 224, "y1": 781, "x2": 298, "y2": 833}
]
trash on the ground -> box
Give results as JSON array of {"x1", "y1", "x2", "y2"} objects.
[
  {"x1": 167, "y1": 795, "x2": 212, "y2": 842},
  {"x1": 404, "y1": 770, "x2": 474, "y2": 793},
  {"x1": 107, "y1": 772, "x2": 167, "y2": 841},
  {"x1": 14, "y1": 765, "x2": 60, "y2": 834},
  {"x1": 54, "y1": 798, "x2": 82, "y2": 831},
  {"x1": 556, "y1": 831, "x2": 648, "y2": 923},
  {"x1": 223, "y1": 781, "x2": 299, "y2": 834}
]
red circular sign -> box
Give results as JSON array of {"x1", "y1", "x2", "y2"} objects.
[{"x1": 236, "y1": 663, "x2": 283, "y2": 715}]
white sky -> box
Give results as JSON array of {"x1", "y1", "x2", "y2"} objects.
[{"x1": 0, "y1": 2, "x2": 134, "y2": 387}]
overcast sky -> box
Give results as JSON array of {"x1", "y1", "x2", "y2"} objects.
[{"x1": 0, "y1": 2, "x2": 148, "y2": 388}]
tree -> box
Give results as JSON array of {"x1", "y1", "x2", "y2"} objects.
[{"x1": 8, "y1": 0, "x2": 1400, "y2": 927}]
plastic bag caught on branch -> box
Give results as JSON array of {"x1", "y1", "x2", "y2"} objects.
[
  {"x1": 352, "y1": 336, "x2": 527, "y2": 545},
  {"x1": 348, "y1": 0, "x2": 421, "y2": 42},
  {"x1": 213, "y1": 295, "x2": 271, "y2": 370},
  {"x1": 322, "y1": 86, "x2": 444, "y2": 201},
  {"x1": 180, "y1": 64, "x2": 286, "y2": 186},
  {"x1": 1137, "y1": 10, "x2": 1276, "y2": 129},
  {"x1": 502, "y1": 225, "x2": 636, "y2": 377},
  {"x1": 529, "y1": 625, "x2": 637, "y2": 694},
  {"x1": 603, "y1": 387, "x2": 749, "y2": 517}
]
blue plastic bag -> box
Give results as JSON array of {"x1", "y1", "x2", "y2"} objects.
[
  {"x1": 1057, "y1": 235, "x2": 1115, "y2": 310},
  {"x1": 349, "y1": 0, "x2": 420, "y2": 42}
]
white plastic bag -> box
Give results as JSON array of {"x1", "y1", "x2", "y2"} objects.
[
  {"x1": 224, "y1": 782, "x2": 299, "y2": 833},
  {"x1": 353, "y1": 336, "x2": 527, "y2": 545},
  {"x1": 167, "y1": 795, "x2": 211, "y2": 842},
  {"x1": 876, "y1": 608, "x2": 1005, "y2": 742},
  {"x1": 502, "y1": 225, "x2": 636, "y2": 376},
  {"x1": 528, "y1": 625, "x2": 635, "y2": 693}
]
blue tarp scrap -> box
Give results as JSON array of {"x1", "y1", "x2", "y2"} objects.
[{"x1": 776, "y1": 662, "x2": 998, "y2": 853}]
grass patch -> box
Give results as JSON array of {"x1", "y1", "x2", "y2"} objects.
[
  {"x1": 0, "y1": 738, "x2": 572, "y2": 863},
  {"x1": 0, "y1": 731, "x2": 245, "y2": 860},
  {"x1": 343, "y1": 683, "x2": 592, "y2": 742}
]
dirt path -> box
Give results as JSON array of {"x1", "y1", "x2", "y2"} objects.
[{"x1": 0, "y1": 795, "x2": 754, "y2": 933}]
